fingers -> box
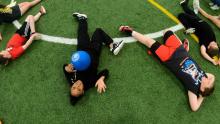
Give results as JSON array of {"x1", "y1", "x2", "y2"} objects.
[
  {"x1": 96, "y1": 84, "x2": 107, "y2": 94},
  {"x1": 97, "y1": 87, "x2": 102, "y2": 93},
  {"x1": 0, "y1": 33, "x2": 2, "y2": 41},
  {"x1": 95, "y1": 82, "x2": 98, "y2": 87}
]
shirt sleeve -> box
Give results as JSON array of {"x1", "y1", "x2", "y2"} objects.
[{"x1": 97, "y1": 69, "x2": 109, "y2": 79}]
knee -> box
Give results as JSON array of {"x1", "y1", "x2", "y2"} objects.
[
  {"x1": 24, "y1": 2, "x2": 32, "y2": 7},
  {"x1": 26, "y1": 15, "x2": 34, "y2": 21},
  {"x1": 19, "y1": 2, "x2": 31, "y2": 8}
]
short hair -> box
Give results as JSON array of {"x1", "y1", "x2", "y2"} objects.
[
  {"x1": 70, "y1": 95, "x2": 82, "y2": 105},
  {"x1": 0, "y1": 54, "x2": 9, "y2": 65},
  {"x1": 201, "y1": 86, "x2": 215, "y2": 97},
  {"x1": 207, "y1": 47, "x2": 219, "y2": 58}
]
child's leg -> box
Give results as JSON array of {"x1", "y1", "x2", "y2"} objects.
[
  {"x1": 119, "y1": 26, "x2": 156, "y2": 48},
  {"x1": 25, "y1": 15, "x2": 36, "y2": 33},
  {"x1": 77, "y1": 19, "x2": 91, "y2": 51},
  {"x1": 34, "y1": 6, "x2": 46, "y2": 21},
  {"x1": 18, "y1": 0, "x2": 41, "y2": 16},
  {"x1": 91, "y1": 28, "x2": 113, "y2": 53},
  {"x1": 90, "y1": 28, "x2": 109, "y2": 56},
  {"x1": 132, "y1": 31, "x2": 156, "y2": 48},
  {"x1": 180, "y1": 0, "x2": 197, "y2": 16},
  {"x1": 91, "y1": 28, "x2": 125, "y2": 56},
  {"x1": 178, "y1": 13, "x2": 199, "y2": 29}
]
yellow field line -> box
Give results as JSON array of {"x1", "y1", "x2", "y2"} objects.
[{"x1": 148, "y1": 0, "x2": 199, "y2": 42}]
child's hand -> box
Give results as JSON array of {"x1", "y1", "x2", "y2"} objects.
[{"x1": 0, "y1": 33, "x2": 2, "y2": 41}]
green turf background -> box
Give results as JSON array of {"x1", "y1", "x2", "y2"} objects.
[{"x1": 0, "y1": 0, "x2": 220, "y2": 124}]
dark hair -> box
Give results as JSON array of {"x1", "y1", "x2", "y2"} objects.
[
  {"x1": 207, "y1": 47, "x2": 219, "y2": 58},
  {"x1": 0, "y1": 54, "x2": 9, "y2": 65},
  {"x1": 70, "y1": 95, "x2": 82, "y2": 105},
  {"x1": 201, "y1": 86, "x2": 215, "y2": 97}
]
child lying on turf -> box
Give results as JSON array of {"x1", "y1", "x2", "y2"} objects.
[
  {"x1": 179, "y1": 0, "x2": 220, "y2": 66},
  {"x1": 193, "y1": 0, "x2": 220, "y2": 29},
  {"x1": 119, "y1": 25, "x2": 215, "y2": 112},
  {"x1": 63, "y1": 13, "x2": 124, "y2": 105},
  {"x1": 0, "y1": 6, "x2": 46, "y2": 65},
  {"x1": 0, "y1": 0, "x2": 42, "y2": 41}
]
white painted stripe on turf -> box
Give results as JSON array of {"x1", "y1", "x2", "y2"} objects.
[
  {"x1": 40, "y1": 34, "x2": 78, "y2": 45},
  {"x1": 13, "y1": 20, "x2": 22, "y2": 29},
  {"x1": 12, "y1": 20, "x2": 184, "y2": 45}
]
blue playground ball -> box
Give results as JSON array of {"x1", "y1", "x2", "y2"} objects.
[{"x1": 71, "y1": 51, "x2": 91, "y2": 71}]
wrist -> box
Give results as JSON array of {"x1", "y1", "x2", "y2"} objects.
[
  {"x1": 100, "y1": 76, "x2": 105, "y2": 80},
  {"x1": 31, "y1": 32, "x2": 36, "y2": 35}
]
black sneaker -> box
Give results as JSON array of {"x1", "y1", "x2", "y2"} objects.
[
  {"x1": 72, "y1": 12, "x2": 87, "y2": 20},
  {"x1": 110, "y1": 40, "x2": 125, "y2": 55}
]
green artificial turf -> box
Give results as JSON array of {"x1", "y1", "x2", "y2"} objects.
[{"x1": 0, "y1": 0, "x2": 220, "y2": 124}]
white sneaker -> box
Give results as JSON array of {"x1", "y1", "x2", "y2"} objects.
[
  {"x1": 110, "y1": 40, "x2": 125, "y2": 55},
  {"x1": 209, "y1": 2, "x2": 214, "y2": 6},
  {"x1": 193, "y1": 0, "x2": 200, "y2": 14},
  {"x1": 210, "y1": 5, "x2": 219, "y2": 10},
  {"x1": 180, "y1": 0, "x2": 187, "y2": 5},
  {"x1": 185, "y1": 28, "x2": 196, "y2": 34},
  {"x1": 72, "y1": 12, "x2": 87, "y2": 20}
]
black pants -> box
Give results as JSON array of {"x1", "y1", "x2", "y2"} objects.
[
  {"x1": 178, "y1": 0, "x2": 202, "y2": 30},
  {"x1": 16, "y1": 21, "x2": 31, "y2": 39},
  {"x1": 178, "y1": 1, "x2": 216, "y2": 44},
  {"x1": 77, "y1": 19, "x2": 113, "y2": 57}
]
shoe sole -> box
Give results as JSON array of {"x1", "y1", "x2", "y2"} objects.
[
  {"x1": 72, "y1": 12, "x2": 87, "y2": 18},
  {"x1": 180, "y1": 0, "x2": 186, "y2": 5},
  {"x1": 193, "y1": 0, "x2": 200, "y2": 14},
  {"x1": 113, "y1": 41, "x2": 125, "y2": 55}
]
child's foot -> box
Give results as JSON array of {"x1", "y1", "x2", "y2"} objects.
[
  {"x1": 209, "y1": 2, "x2": 214, "y2": 6},
  {"x1": 119, "y1": 26, "x2": 133, "y2": 32},
  {"x1": 184, "y1": 28, "x2": 195, "y2": 34},
  {"x1": 210, "y1": 5, "x2": 219, "y2": 10},
  {"x1": 72, "y1": 12, "x2": 87, "y2": 20},
  {"x1": 110, "y1": 40, "x2": 125, "y2": 55},
  {"x1": 40, "y1": 6, "x2": 46, "y2": 14},
  {"x1": 119, "y1": 26, "x2": 133, "y2": 36},
  {"x1": 32, "y1": 33, "x2": 41, "y2": 40}
]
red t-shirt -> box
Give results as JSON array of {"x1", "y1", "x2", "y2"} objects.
[{"x1": 7, "y1": 33, "x2": 27, "y2": 60}]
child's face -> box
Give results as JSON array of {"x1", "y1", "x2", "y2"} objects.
[
  {"x1": 0, "y1": 50, "x2": 11, "y2": 58},
  {"x1": 71, "y1": 80, "x2": 84, "y2": 97}
]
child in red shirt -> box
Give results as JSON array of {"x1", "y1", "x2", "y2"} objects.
[{"x1": 0, "y1": 6, "x2": 46, "y2": 65}]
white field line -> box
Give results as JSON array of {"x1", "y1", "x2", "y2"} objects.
[{"x1": 13, "y1": 20, "x2": 184, "y2": 45}]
